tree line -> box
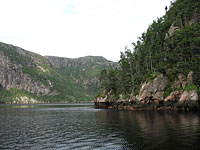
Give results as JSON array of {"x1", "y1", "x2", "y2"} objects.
[{"x1": 98, "y1": 0, "x2": 200, "y2": 99}]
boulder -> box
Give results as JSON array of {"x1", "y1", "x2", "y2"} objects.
[
  {"x1": 164, "y1": 90, "x2": 182, "y2": 102},
  {"x1": 179, "y1": 91, "x2": 189, "y2": 102},
  {"x1": 152, "y1": 74, "x2": 169, "y2": 92},
  {"x1": 139, "y1": 74, "x2": 168, "y2": 102},
  {"x1": 153, "y1": 91, "x2": 164, "y2": 101},
  {"x1": 189, "y1": 90, "x2": 199, "y2": 101},
  {"x1": 179, "y1": 90, "x2": 198, "y2": 102},
  {"x1": 139, "y1": 82, "x2": 152, "y2": 101}
]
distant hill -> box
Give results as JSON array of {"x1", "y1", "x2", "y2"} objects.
[{"x1": 0, "y1": 42, "x2": 117, "y2": 103}]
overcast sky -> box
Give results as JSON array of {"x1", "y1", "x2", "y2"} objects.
[{"x1": 0, "y1": 0, "x2": 171, "y2": 61}]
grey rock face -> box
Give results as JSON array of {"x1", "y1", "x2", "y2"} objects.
[
  {"x1": 178, "y1": 73, "x2": 187, "y2": 89},
  {"x1": 0, "y1": 47, "x2": 54, "y2": 96},
  {"x1": 165, "y1": 12, "x2": 200, "y2": 39},
  {"x1": 139, "y1": 74, "x2": 169, "y2": 101},
  {"x1": 164, "y1": 90, "x2": 183, "y2": 102},
  {"x1": 179, "y1": 90, "x2": 199, "y2": 102},
  {"x1": 165, "y1": 23, "x2": 180, "y2": 39},
  {"x1": 95, "y1": 72, "x2": 199, "y2": 110},
  {"x1": 187, "y1": 71, "x2": 193, "y2": 85}
]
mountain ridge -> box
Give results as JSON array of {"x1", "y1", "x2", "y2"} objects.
[{"x1": 0, "y1": 41, "x2": 117, "y2": 103}]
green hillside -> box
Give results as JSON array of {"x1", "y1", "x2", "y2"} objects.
[{"x1": 0, "y1": 42, "x2": 117, "y2": 103}]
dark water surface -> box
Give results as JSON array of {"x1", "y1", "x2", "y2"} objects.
[{"x1": 0, "y1": 104, "x2": 200, "y2": 150}]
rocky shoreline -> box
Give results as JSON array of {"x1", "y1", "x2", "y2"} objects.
[
  {"x1": 94, "y1": 100, "x2": 200, "y2": 111},
  {"x1": 94, "y1": 72, "x2": 200, "y2": 111}
]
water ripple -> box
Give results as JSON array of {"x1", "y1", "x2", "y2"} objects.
[{"x1": 0, "y1": 105, "x2": 200, "y2": 150}]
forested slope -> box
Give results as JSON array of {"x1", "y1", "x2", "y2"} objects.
[{"x1": 96, "y1": 0, "x2": 200, "y2": 110}]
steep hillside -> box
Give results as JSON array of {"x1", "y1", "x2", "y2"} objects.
[
  {"x1": 46, "y1": 56, "x2": 116, "y2": 98},
  {"x1": 95, "y1": 0, "x2": 200, "y2": 110},
  {"x1": 0, "y1": 42, "x2": 117, "y2": 103}
]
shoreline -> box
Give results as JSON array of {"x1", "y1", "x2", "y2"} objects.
[
  {"x1": 94, "y1": 100, "x2": 200, "y2": 111},
  {"x1": 0, "y1": 101, "x2": 94, "y2": 105}
]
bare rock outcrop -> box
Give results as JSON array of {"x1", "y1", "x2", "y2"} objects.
[
  {"x1": 187, "y1": 71, "x2": 193, "y2": 85},
  {"x1": 165, "y1": 23, "x2": 180, "y2": 39},
  {"x1": 0, "y1": 48, "x2": 54, "y2": 96},
  {"x1": 178, "y1": 73, "x2": 187, "y2": 89},
  {"x1": 164, "y1": 90, "x2": 183, "y2": 102},
  {"x1": 95, "y1": 72, "x2": 199, "y2": 110},
  {"x1": 165, "y1": 71, "x2": 198, "y2": 102},
  {"x1": 139, "y1": 74, "x2": 169, "y2": 102},
  {"x1": 179, "y1": 90, "x2": 199, "y2": 102}
]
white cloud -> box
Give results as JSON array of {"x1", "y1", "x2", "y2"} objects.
[{"x1": 0, "y1": 0, "x2": 171, "y2": 61}]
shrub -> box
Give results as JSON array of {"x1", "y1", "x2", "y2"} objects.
[{"x1": 184, "y1": 84, "x2": 197, "y2": 91}]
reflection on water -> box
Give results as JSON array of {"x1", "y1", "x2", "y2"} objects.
[
  {"x1": 0, "y1": 104, "x2": 200, "y2": 150},
  {"x1": 96, "y1": 110, "x2": 200, "y2": 150}
]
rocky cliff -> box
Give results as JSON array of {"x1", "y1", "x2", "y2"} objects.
[
  {"x1": 0, "y1": 42, "x2": 117, "y2": 103},
  {"x1": 0, "y1": 42, "x2": 56, "y2": 104},
  {"x1": 95, "y1": 72, "x2": 199, "y2": 110},
  {"x1": 0, "y1": 49, "x2": 54, "y2": 96}
]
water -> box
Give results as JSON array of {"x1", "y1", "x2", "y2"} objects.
[{"x1": 0, "y1": 104, "x2": 200, "y2": 150}]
